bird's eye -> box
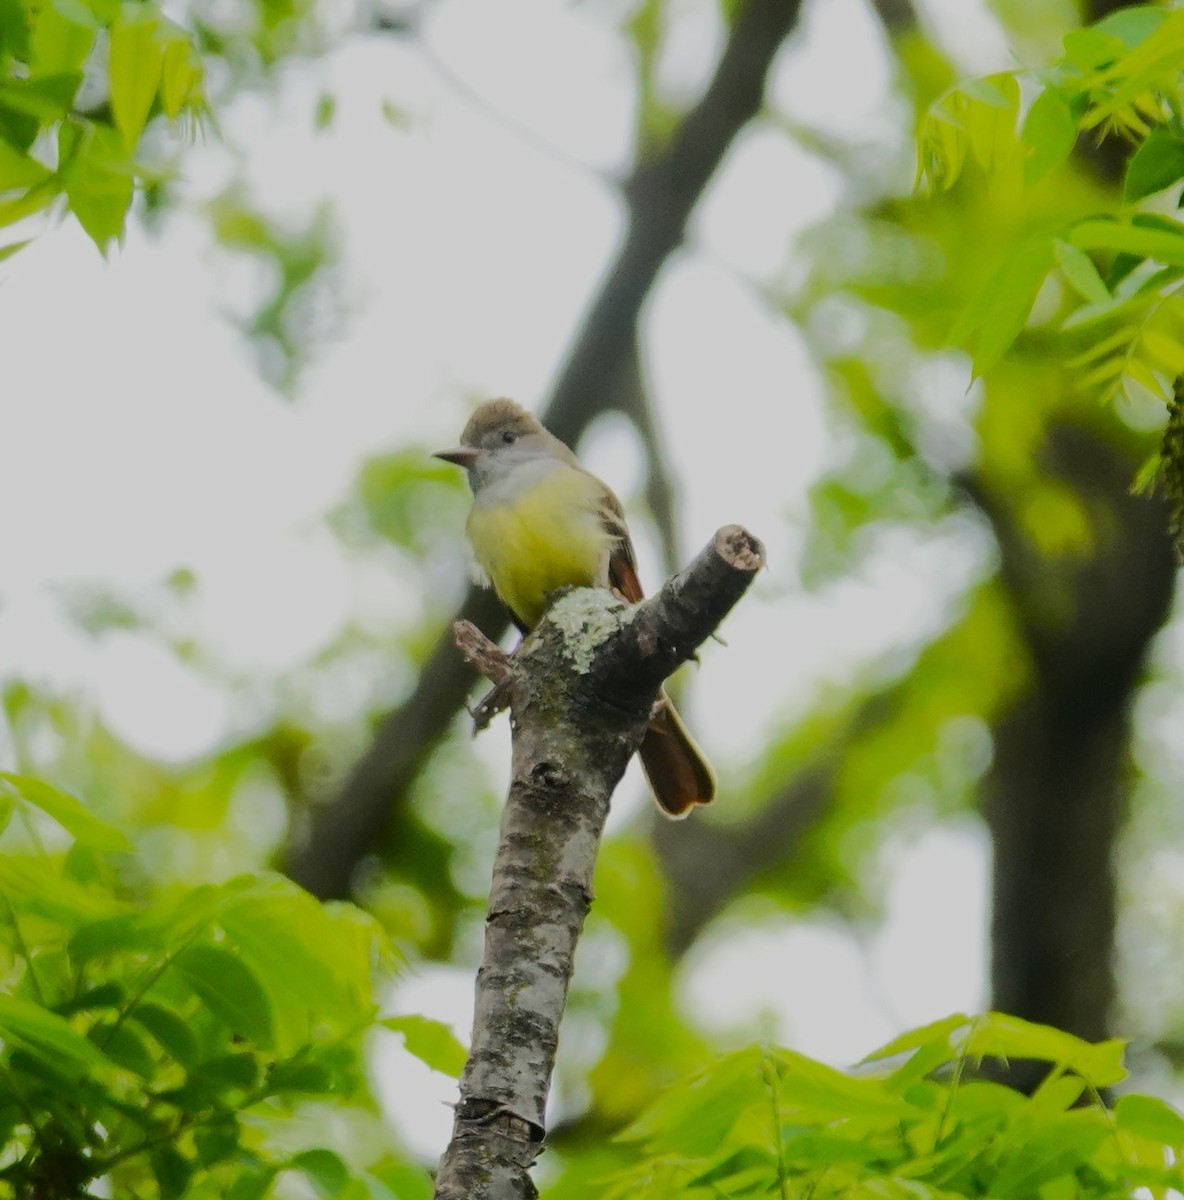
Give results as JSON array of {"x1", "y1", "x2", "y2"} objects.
[{"x1": 501, "y1": 430, "x2": 517, "y2": 444}]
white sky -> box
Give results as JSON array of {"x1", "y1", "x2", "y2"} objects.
[{"x1": 0, "y1": 0, "x2": 1022, "y2": 1162}]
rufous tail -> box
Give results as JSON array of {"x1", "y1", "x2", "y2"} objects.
[{"x1": 638, "y1": 691, "x2": 716, "y2": 818}]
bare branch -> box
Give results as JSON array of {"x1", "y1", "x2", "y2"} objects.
[{"x1": 433, "y1": 528, "x2": 764, "y2": 1200}]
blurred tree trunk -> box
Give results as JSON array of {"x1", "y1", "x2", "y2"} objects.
[
  {"x1": 977, "y1": 424, "x2": 1174, "y2": 1065},
  {"x1": 979, "y1": 0, "x2": 1165, "y2": 1058}
]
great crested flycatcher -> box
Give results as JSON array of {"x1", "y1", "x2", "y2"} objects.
[{"x1": 436, "y1": 398, "x2": 715, "y2": 818}]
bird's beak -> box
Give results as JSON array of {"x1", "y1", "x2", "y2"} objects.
[{"x1": 434, "y1": 445, "x2": 483, "y2": 469}]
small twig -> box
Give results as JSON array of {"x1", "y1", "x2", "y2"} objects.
[
  {"x1": 453, "y1": 620, "x2": 512, "y2": 684},
  {"x1": 453, "y1": 619, "x2": 515, "y2": 732}
]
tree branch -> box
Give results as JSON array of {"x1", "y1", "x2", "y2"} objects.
[
  {"x1": 433, "y1": 528, "x2": 764, "y2": 1200},
  {"x1": 286, "y1": 0, "x2": 804, "y2": 899}
]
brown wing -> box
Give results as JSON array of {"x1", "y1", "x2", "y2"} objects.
[
  {"x1": 640, "y1": 692, "x2": 716, "y2": 816},
  {"x1": 595, "y1": 484, "x2": 716, "y2": 816},
  {"x1": 597, "y1": 486, "x2": 645, "y2": 603}
]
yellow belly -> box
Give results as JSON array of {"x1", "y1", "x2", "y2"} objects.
[{"x1": 467, "y1": 471, "x2": 611, "y2": 628}]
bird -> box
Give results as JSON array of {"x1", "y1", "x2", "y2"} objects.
[{"x1": 435, "y1": 398, "x2": 715, "y2": 817}]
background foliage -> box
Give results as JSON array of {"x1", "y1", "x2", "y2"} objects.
[{"x1": 7, "y1": 0, "x2": 1184, "y2": 1196}]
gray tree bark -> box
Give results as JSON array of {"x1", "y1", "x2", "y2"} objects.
[{"x1": 433, "y1": 528, "x2": 764, "y2": 1200}]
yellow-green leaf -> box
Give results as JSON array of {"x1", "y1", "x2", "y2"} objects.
[
  {"x1": 0, "y1": 184, "x2": 57, "y2": 229},
  {"x1": 1021, "y1": 88, "x2": 1078, "y2": 186},
  {"x1": 962, "y1": 1013, "x2": 1128, "y2": 1088},
  {"x1": 29, "y1": 0, "x2": 98, "y2": 74},
  {"x1": 159, "y1": 29, "x2": 202, "y2": 121},
  {"x1": 381, "y1": 1015, "x2": 468, "y2": 1078},
  {"x1": 0, "y1": 139, "x2": 52, "y2": 190},
  {"x1": 59, "y1": 122, "x2": 134, "y2": 252},
  {"x1": 0, "y1": 772, "x2": 132, "y2": 852},
  {"x1": 173, "y1": 943, "x2": 275, "y2": 1048},
  {"x1": 1125, "y1": 125, "x2": 1184, "y2": 202},
  {"x1": 953, "y1": 237, "x2": 1055, "y2": 374},
  {"x1": 1070, "y1": 218, "x2": 1184, "y2": 267},
  {"x1": 1140, "y1": 329, "x2": 1184, "y2": 374},
  {"x1": 1116, "y1": 1093, "x2": 1184, "y2": 1145},
  {"x1": 109, "y1": 4, "x2": 164, "y2": 147},
  {"x1": 1055, "y1": 240, "x2": 1110, "y2": 303},
  {"x1": 0, "y1": 994, "x2": 117, "y2": 1079}
]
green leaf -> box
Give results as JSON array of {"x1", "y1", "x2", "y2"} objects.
[
  {"x1": 0, "y1": 140, "x2": 52, "y2": 190},
  {"x1": 29, "y1": 0, "x2": 98, "y2": 74},
  {"x1": 371, "y1": 1163, "x2": 433, "y2": 1200},
  {"x1": 989, "y1": 1110, "x2": 1110, "y2": 1197},
  {"x1": 59, "y1": 121, "x2": 134, "y2": 252},
  {"x1": 189, "y1": 1051, "x2": 259, "y2": 1092},
  {"x1": 1059, "y1": 294, "x2": 1141, "y2": 330},
  {"x1": 92, "y1": 1020, "x2": 156, "y2": 1077},
  {"x1": 109, "y1": 4, "x2": 164, "y2": 147},
  {"x1": 0, "y1": 0, "x2": 31, "y2": 61},
  {"x1": 1054, "y1": 241, "x2": 1110, "y2": 303},
  {"x1": 1062, "y1": 27, "x2": 1126, "y2": 70},
  {"x1": 0, "y1": 855, "x2": 123, "y2": 926},
  {"x1": 952, "y1": 237, "x2": 1054, "y2": 374},
  {"x1": 194, "y1": 1118, "x2": 241, "y2": 1166},
  {"x1": 0, "y1": 182, "x2": 57, "y2": 228},
  {"x1": 56, "y1": 981, "x2": 123, "y2": 1016},
  {"x1": 159, "y1": 31, "x2": 202, "y2": 120},
  {"x1": 151, "y1": 1144, "x2": 194, "y2": 1200},
  {"x1": 1116, "y1": 1093, "x2": 1184, "y2": 1145},
  {"x1": 193, "y1": 1117, "x2": 240, "y2": 1167},
  {"x1": 68, "y1": 909, "x2": 148, "y2": 959},
  {"x1": 0, "y1": 773, "x2": 132, "y2": 852},
  {"x1": 127, "y1": 1001, "x2": 199, "y2": 1069},
  {"x1": 172, "y1": 943, "x2": 275, "y2": 1048},
  {"x1": 216, "y1": 875, "x2": 386, "y2": 1047},
  {"x1": 0, "y1": 72, "x2": 82, "y2": 119},
  {"x1": 962, "y1": 1013, "x2": 1128, "y2": 1088},
  {"x1": 1093, "y1": 4, "x2": 1168, "y2": 49},
  {"x1": 1020, "y1": 88, "x2": 1078, "y2": 186},
  {"x1": 862, "y1": 1013, "x2": 970, "y2": 1063},
  {"x1": 1125, "y1": 126, "x2": 1184, "y2": 202},
  {"x1": 381, "y1": 1015, "x2": 468, "y2": 1078},
  {"x1": 0, "y1": 994, "x2": 116, "y2": 1079},
  {"x1": 1030, "y1": 1072, "x2": 1086, "y2": 1113},
  {"x1": 227, "y1": 1169, "x2": 278, "y2": 1200},
  {"x1": 69, "y1": 912, "x2": 160, "y2": 965},
  {"x1": 291, "y1": 1148, "x2": 351, "y2": 1198},
  {"x1": 618, "y1": 1046, "x2": 767, "y2": 1153},
  {"x1": 0, "y1": 238, "x2": 21, "y2": 261},
  {"x1": 1069, "y1": 217, "x2": 1184, "y2": 267},
  {"x1": 1087, "y1": 10, "x2": 1184, "y2": 128},
  {"x1": 773, "y1": 1046, "x2": 911, "y2": 1119},
  {"x1": 265, "y1": 1053, "x2": 337, "y2": 1095},
  {"x1": 1134, "y1": 451, "x2": 1163, "y2": 494},
  {"x1": 1140, "y1": 329, "x2": 1184, "y2": 373}
]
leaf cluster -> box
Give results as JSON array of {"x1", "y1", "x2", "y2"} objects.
[
  {"x1": 606, "y1": 1013, "x2": 1184, "y2": 1199},
  {"x1": 0, "y1": 772, "x2": 434, "y2": 1200},
  {"x1": 0, "y1": 0, "x2": 205, "y2": 255},
  {"x1": 913, "y1": 6, "x2": 1184, "y2": 409}
]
